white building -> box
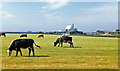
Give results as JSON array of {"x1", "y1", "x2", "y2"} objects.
[
  {"x1": 65, "y1": 24, "x2": 77, "y2": 32},
  {"x1": 57, "y1": 24, "x2": 83, "y2": 35}
]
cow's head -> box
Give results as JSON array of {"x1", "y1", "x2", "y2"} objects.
[
  {"x1": 7, "y1": 49, "x2": 12, "y2": 56},
  {"x1": 54, "y1": 42, "x2": 57, "y2": 46}
]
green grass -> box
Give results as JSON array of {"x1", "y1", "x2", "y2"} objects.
[{"x1": 1, "y1": 33, "x2": 118, "y2": 69}]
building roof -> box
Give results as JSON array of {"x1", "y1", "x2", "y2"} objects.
[{"x1": 65, "y1": 24, "x2": 74, "y2": 30}]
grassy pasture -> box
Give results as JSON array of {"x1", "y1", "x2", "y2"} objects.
[{"x1": 1, "y1": 33, "x2": 118, "y2": 69}]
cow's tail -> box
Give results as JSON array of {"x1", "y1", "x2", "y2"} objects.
[{"x1": 34, "y1": 42, "x2": 41, "y2": 49}]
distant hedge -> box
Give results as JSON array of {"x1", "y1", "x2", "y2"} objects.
[{"x1": 87, "y1": 34, "x2": 120, "y2": 38}]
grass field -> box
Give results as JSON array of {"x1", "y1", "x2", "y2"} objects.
[{"x1": 1, "y1": 33, "x2": 118, "y2": 69}]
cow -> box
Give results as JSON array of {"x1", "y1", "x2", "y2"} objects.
[
  {"x1": 54, "y1": 36, "x2": 74, "y2": 47},
  {"x1": 20, "y1": 34, "x2": 27, "y2": 38},
  {"x1": 7, "y1": 39, "x2": 40, "y2": 56},
  {"x1": 38, "y1": 35, "x2": 44, "y2": 38},
  {"x1": 0, "y1": 33, "x2": 6, "y2": 37}
]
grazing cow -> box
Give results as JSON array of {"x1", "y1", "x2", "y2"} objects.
[
  {"x1": 7, "y1": 39, "x2": 40, "y2": 56},
  {"x1": 0, "y1": 33, "x2": 6, "y2": 37},
  {"x1": 38, "y1": 35, "x2": 44, "y2": 38},
  {"x1": 20, "y1": 34, "x2": 27, "y2": 38},
  {"x1": 54, "y1": 36, "x2": 74, "y2": 47}
]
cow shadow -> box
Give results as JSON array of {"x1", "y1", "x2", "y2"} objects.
[
  {"x1": 23, "y1": 55, "x2": 50, "y2": 57},
  {"x1": 63, "y1": 46, "x2": 82, "y2": 48}
]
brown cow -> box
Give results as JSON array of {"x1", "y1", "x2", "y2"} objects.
[
  {"x1": 0, "y1": 33, "x2": 6, "y2": 37},
  {"x1": 20, "y1": 34, "x2": 27, "y2": 38},
  {"x1": 38, "y1": 35, "x2": 44, "y2": 38}
]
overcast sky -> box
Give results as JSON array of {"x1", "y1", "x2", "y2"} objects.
[{"x1": 0, "y1": 1, "x2": 118, "y2": 32}]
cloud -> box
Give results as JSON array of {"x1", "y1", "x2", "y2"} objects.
[
  {"x1": 37, "y1": 3, "x2": 118, "y2": 32},
  {"x1": 51, "y1": 3, "x2": 117, "y2": 31},
  {"x1": 38, "y1": 10, "x2": 46, "y2": 13},
  {"x1": 42, "y1": 0, "x2": 68, "y2": 10},
  {"x1": 68, "y1": 3, "x2": 118, "y2": 31},
  {"x1": 0, "y1": 3, "x2": 2, "y2": 8},
  {"x1": 48, "y1": 0, "x2": 68, "y2": 10},
  {"x1": 89, "y1": 4, "x2": 117, "y2": 14},
  {"x1": 44, "y1": 12, "x2": 57, "y2": 17},
  {"x1": 2, "y1": 11, "x2": 15, "y2": 19},
  {"x1": 38, "y1": 0, "x2": 68, "y2": 17}
]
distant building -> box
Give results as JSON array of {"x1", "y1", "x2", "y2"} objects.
[
  {"x1": 86, "y1": 32, "x2": 96, "y2": 35},
  {"x1": 64, "y1": 24, "x2": 83, "y2": 35},
  {"x1": 95, "y1": 29, "x2": 120, "y2": 35},
  {"x1": 103, "y1": 30, "x2": 119, "y2": 35},
  {"x1": 52, "y1": 24, "x2": 84, "y2": 35},
  {"x1": 65, "y1": 24, "x2": 77, "y2": 32},
  {"x1": 69, "y1": 31, "x2": 83, "y2": 35}
]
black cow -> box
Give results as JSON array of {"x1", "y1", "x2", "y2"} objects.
[
  {"x1": 0, "y1": 33, "x2": 6, "y2": 37},
  {"x1": 54, "y1": 36, "x2": 74, "y2": 47},
  {"x1": 7, "y1": 39, "x2": 40, "y2": 56}
]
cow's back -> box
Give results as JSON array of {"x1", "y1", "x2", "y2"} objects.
[
  {"x1": 20, "y1": 34, "x2": 27, "y2": 37},
  {"x1": 63, "y1": 37, "x2": 72, "y2": 42},
  {"x1": 18, "y1": 39, "x2": 33, "y2": 44},
  {"x1": 13, "y1": 39, "x2": 34, "y2": 48}
]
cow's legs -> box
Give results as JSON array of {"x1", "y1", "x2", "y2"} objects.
[
  {"x1": 16, "y1": 48, "x2": 22, "y2": 56},
  {"x1": 69, "y1": 42, "x2": 74, "y2": 47},
  {"x1": 19, "y1": 49, "x2": 22, "y2": 56},
  {"x1": 16, "y1": 48, "x2": 19, "y2": 56},
  {"x1": 28, "y1": 48, "x2": 31, "y2": 56},
  {"x1": 16, "y1": 51, "x2": 18, "y2": 56},
  {"x1": 31, "y1": 45, "x2": 35, "y2": 56},
  {"x1": 4, "y1": 34, "x2": 6, "y2": 37},
  {"x1": 58, "y1": 43, "x2": 60, "y2": 47},
  {"x1": 71, "y1": 42, "x2": 74, "y2": 47},
  {"x1": 32, "y1": 48, "x2": 35, "y2": 56},
  {"x1": 61, "y1": 42, "x2": 63, "y2": 47},
  {"x1": 68, "y1": 42, "x2": 71, "y2": 47}
]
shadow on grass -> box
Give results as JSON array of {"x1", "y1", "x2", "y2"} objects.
[
  {"x1": 12, "y1": 55, "x2": 50, "y2": 57},
  {"x1": 63, "y1": 46, "x2": 82, "y2": 48},
  {"x1": 23, "y1": 55, "x2": 50, "y2": 57}
]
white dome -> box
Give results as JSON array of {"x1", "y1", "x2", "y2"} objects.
[
  {"x1": 66, "y1": 24, "x2": 74, "y2": 30},
  {"x1": 65, "y1": 24, "x2": 77, "y2": 32},
  {"x1": 66, "y1": 25, "x2": 72, "y2": 29}
]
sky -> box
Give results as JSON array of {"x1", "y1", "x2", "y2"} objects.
[{"x1": 0, "y1": 1, "x2": 118, "y2": 32}]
